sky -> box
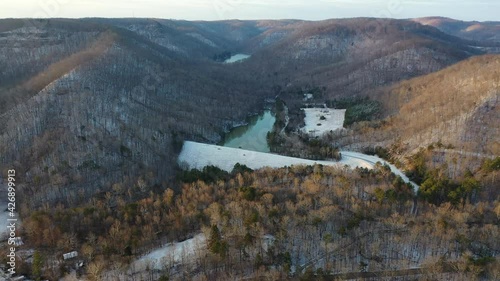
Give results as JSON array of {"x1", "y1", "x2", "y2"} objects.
[{"x1": 1, "y1": 0, "x2": 499, "y2": 22}]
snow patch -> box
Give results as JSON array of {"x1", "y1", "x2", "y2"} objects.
[
  {"x1": 303, "y1": 93, "x2": 314, "y2": 101},
  {"x1": 134, "y1": 234, "x2": 206, "y2": 270},
  {"x1": 224, "y1": 54, "x2": 251, "y2": 63},
  {"x1": 302, "y1": 108, "x2": 346, "y2": 136},
  {"x1": 179, "y1": 141, "x2": 373, "y2": 172}
]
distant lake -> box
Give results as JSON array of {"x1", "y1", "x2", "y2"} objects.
[
  {"x1": 223, "y1": 110, "x2": 275, "y2": 153},
  {"x1": 224, "y1": 54, "x2": 251, "y2": 63}
]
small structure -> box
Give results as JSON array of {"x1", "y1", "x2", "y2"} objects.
[
  {"x1": 63, "y1": 251, "x2": 78, "y2": 260},
  {"x1": 11, "y1": 237, "x2": 23, "y2": 246}
]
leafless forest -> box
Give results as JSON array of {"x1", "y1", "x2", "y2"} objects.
[{"x1": 0, "y1": 17, "x2": 498, "y2": 280}]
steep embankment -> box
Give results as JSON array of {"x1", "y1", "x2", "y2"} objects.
[
  {"x1": 0, "y1": 20, "x2": 109, "y2": 111},
  {"x1": 0, "y1": 19, "x2": 269, "y2": 211},
  {"x1": 330, "y1": 55, "x2": 500, "y2": 178},
  {"x1": 377, "y1": 54, "x2": 500, "y2": 156}
]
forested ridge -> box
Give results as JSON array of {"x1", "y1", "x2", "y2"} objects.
[
  {"x1": 322, "y1": 54, "x2": 500, "y2": 184},
  {"x1": 3, "y1": 163, "x2": 498, "y2": 280},
  {"x1": 413, "y1": 17, "x2": 500, "y2": 44}
]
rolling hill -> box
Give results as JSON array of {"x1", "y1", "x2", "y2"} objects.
[
  {"x1": 413, "y1": 17, "x2": 500, "y2": 43},
  {"x1": 329, "y1": 54, "x2": 499, "y2": 180}
]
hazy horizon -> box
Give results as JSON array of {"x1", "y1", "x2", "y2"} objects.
[{"x1": 1, "y1": 0, "x2": 499, "y2": 22}]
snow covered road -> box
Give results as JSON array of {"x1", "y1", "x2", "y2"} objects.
[
  {"x1": 340, "y1": 151, "x2": 419, "y2": 192},
  {"x1": 302, "y1": 108, "x2": 346, "y2": 136}
]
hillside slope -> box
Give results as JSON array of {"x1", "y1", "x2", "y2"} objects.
[
  {"x1": 379, "y1": 54, "x2": 499, "y2": 155},
  {"x1": 0, "y1": 19, "x2": 269, "y2": 209},
  {"x1": 79, "y1": 18, "x2": 495, "y2": 100},
  {"x1": 329, "y1": 55, "x2": 499, "y2": 177}
]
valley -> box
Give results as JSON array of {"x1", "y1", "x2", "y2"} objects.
[
  {"x1": 179, "y1": 105, "x2": 419, "y2": 191},
  {"x1": 0, "y1": 15, "x2": 498, "y2": 281}
]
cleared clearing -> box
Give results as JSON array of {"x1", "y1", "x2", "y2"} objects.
[
  {"x1": 302, "y1": 108, "x2": 346, "y2": 136},
  {"x1": 134, "y1": 234, "x2": 206, "y2": 270},
  {"x1": 224, "y1": 54, "x2": 251, "y2": 63}
]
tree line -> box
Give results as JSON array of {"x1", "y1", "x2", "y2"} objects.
[{"x1": 4, "y1": 160, "x2": 497, "y2": 280}]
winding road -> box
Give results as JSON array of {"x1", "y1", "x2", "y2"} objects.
[{"x1": 340, "y1": 151, "x2": 419, "y2": 192}]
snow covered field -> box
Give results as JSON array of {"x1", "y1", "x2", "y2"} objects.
[
  {"x1": 178, "y1": 142, "x2": 419, "y2": 191},
  {"x1": 340, "y1": 151, "x2": 419, "y2": 192},
  {"x1": 179, "y1": 141, "x2": 375, "y2": 171},
  {"x1": 224, "y1": 54, "x2": 250, "y2": 63},
  {"x1": 302, "y1": 108, "x2": 346, "y2": 136},
  {"x1": 134, "y1": 234, "x2": 206, "y2": 270},
  {"x1": 132, "y1": 233, "x2": 276, "y2": 275},
  {"x1": 0, "y1": 178, "x2": 20, "y2": 241}
]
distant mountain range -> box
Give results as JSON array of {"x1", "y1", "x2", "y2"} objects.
[{"x1": 413, "y1": 16, "x2": 500, "y2": 42}]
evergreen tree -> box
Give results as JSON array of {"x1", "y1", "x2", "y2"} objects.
[{"x1": 32, "y1": 250, "x2": 43, "y2": 281}]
